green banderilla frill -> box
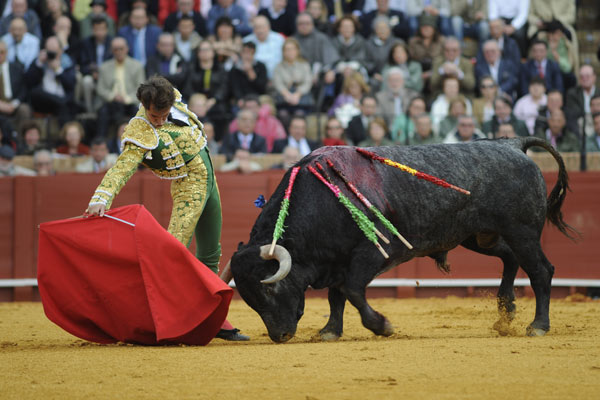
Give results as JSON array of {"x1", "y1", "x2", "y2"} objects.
[{"x1": 272, "y1": 198, "x2": 290, "y2": 243}]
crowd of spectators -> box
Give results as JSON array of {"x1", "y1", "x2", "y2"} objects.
[{"x1": 1, "y1": 0, "x2": 600, "y2": 177}]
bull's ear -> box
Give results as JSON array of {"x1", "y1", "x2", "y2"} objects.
[{"x1": 237, "y1": 241, "x2": 245, "y2": 250}]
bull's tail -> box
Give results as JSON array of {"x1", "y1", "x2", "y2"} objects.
[{"x1": 519, "y1": 137, "x2": 579, "y2": 240}]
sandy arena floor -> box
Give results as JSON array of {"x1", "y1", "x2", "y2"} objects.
[{"x1": 1, "y1": 295, "x2": 599, "y2": 399}]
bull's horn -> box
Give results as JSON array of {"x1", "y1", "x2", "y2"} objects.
[{"x1": 259, "y1": 244, "x2": 292, "y2": 284}]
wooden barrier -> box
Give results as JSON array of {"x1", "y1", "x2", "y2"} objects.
[{"x1": 1, "y1": 169, "x2": 599, "y2": 301}]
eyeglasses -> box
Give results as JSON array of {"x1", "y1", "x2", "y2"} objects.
[
  {"x1": 327, "y1": 125, "x2": 342, "y2": 129},
  {"x1": 481, "y1": 84, "x2": 496, "y2": 89}
]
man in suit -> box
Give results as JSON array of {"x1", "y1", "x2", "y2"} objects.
[
  {"x1": 565, "y1": 65, "x2": 599, "y2": 138},
  {"x1": 145, "y1": 32, "x2": 188, "y2": 90},
  {"x1": 220, "y1": 109, "x2": 267, "y2": 161},
  {"x1": 25, "y1": 36, "x2": 77, "y2": 127},
  {"x1": 475, "y1": 39, "x2": 519, "y2": 99},
  {"x1": 258, "y1": 0, "x2": 297, "y2": 38},
  {"x1": 476, "y1": 18, "x2": 520, "y2": 68},
  {"x1": 346, "y1": 94, "x2": 378, "y2": 145},
  {"x1": 430, "y1": 36, "x2": 476, "y2": 96},
  {"x1": 272, "y1": 116, "x2": 320, "y2": 156},
  {"x1": 0, "y1": 39, "x2": 31, "y2": 130},
  {"x1": 163, "y1": 0, "x2": 207, "y2": 37},
  {"x1": 77, "y1": 17, "x2": 113, "y2": 113},
  {"x1": 519, "y1": 39, "x2": 563, "y2": 97},
  {"x1": 117, "y1": 7, "x2": 162, "y2": 65},
  {"x1": 2, "y1": 17, "x2": 39, "y2": 70},
  {"x1": 375, "y1": 67, "x2": 417, "y2": 126},
  {"x1": 95, "y1": 37, "x2": 146, "y2": 138}
]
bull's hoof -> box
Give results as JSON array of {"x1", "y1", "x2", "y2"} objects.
[
  {"x1": 493, "y1": 319, "x2": 516, "y2": 336},
  {"x1": 319, "y1": 331, "x2": 341, "y2": 342},
  {"x1": 526, "y1": 326, "x2": 548, "y2": 337},
  {"x1": 498, "y1": 309, "x2": 516, "y2": 322},
  {"x1": 380, "y1": 320, "x2": 394, "y2": 337}
]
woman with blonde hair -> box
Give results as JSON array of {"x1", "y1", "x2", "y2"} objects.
[
  {"x1": 272, "y1": 37, "x2": 314, "y2": 123},
  {"x1": 327, "y1": 71, "x2": 370, "y2": 128},
  {"x1": 56, "y1": 121, "x2": 89, "y2": 156}
]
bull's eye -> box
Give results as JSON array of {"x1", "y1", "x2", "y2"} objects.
[{"x1": 264, "y1": 285, "x2": 275, "y2": 296}]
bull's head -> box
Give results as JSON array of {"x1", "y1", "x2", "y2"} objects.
[{"x1": 231, "y1": 243, "x2": 305, "y2": 343}]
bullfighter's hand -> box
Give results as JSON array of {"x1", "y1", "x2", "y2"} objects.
[{"x1": 85, "y1": 204, "x2": 106, "y2": 217}]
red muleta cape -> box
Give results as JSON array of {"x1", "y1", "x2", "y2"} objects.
[{"x1": 37, "y1": 204, "x2": 233, "y2": 345}]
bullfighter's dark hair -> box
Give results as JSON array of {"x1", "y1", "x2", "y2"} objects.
[
  {"x1": 531, "y1": 39, "x2": 548, "y2": 48},
  {"x1": 137, "y1": 76, "x2": 175, "y2": 111}
]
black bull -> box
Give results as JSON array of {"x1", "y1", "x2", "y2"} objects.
[{"x1": 230, "y1": 137, "x2": 575, "y2": 343}]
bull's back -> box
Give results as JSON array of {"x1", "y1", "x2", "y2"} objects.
[{"x1": 308, "y1": 141, "x2": 547, "y2": 251}]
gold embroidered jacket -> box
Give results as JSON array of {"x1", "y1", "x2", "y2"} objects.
[{"x1": 88, "y1": 90, "x2": 207, "y2": 209}]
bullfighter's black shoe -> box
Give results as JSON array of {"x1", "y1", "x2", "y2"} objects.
[{"x1": 216, "y1": 328, "x2": 250, "y2": 341}]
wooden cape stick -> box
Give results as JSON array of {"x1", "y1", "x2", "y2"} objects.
[
  {"x1": 315, "y1": 162, "x2": 390, "y2": 245},
  {"x1": 356, "y1": 148, "x2": 471, "y2": 196},
  {"x1": 325, "y1": 159, "x2": 413, "y2": 250},
  {"x1": 308, "y1": 165, "x2": 389, "y2": 259}
]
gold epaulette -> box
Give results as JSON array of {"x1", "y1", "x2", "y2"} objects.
[{"x1": 120, "y1": 116, "x2": 159, "y2": 151}]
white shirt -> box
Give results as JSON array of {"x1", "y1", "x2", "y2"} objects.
[
  {"x1": 583, "y1": 85, "x2": 595, "y2": 114},
  {"x1": 288, "y1": 137, "x2": 311, "y2": 157},
  {"x1": 237, "y1": 132, "x2": 254, "y2": 150},
  {"x1": 488, "y1": 60, "x2": 500, "y2": 83},
  {"x1": 2, "y1": 0, "x2": 12, "y2": 18},
  {"x1": 488, "y1": 0, "x2": 529, "y2": 30},
  {"x1": 0, "y1": 61, "x2": 13, "y2": 100},
  {"x1": 39, "y1": 61, "x2": 65, "y2": 97}
]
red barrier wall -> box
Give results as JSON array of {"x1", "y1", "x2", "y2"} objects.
[{"x1": 1, "y1": 170, "x2": 599, "y2": 301}]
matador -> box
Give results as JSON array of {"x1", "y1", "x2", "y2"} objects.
[{"x1": 85, "y1": 76, "x2": 248, "y2": 341}]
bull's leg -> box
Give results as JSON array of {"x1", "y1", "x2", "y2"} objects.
[
  {"x1": 343, "y1": 284, "x2": 394, "y2": 337},
  {"x1": 503, "y1": 235, "x2": 553, "y2": 336},
  {"x1": 319, "y1": 287, "x2": 346, "y2": 341},
  {"x1": 461, "y1": 236, "x2": 519, "y2": 334}
]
